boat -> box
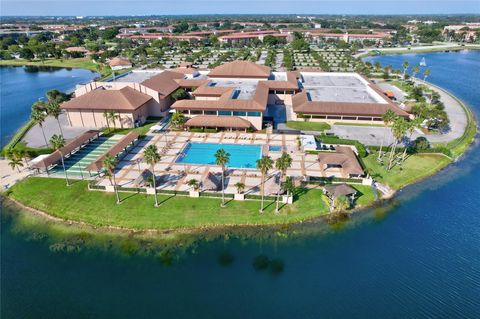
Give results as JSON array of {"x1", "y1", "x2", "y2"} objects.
[{"x1": 420, "y1": 57, "x2": 427, "y2": 66}]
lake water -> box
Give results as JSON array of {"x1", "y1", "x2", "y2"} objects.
[
  {"x1": 0, "y1": 66, "x2": 97, "y2": 148},
  {"x1": 2, "y1": 52, "x2": 480, "y2": 318}
]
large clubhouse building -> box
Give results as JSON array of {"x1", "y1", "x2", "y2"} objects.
[{"x1": 63, "y1": 60, "x2": 409, "y2": 131}]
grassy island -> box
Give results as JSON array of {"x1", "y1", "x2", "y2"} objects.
[{"x1": 6, "y1": 177, "x2": 375, "y2": 231}]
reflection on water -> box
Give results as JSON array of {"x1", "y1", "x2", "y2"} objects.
[{"x1": 2, "y1": 51, "x2": 480, "y2": 318}]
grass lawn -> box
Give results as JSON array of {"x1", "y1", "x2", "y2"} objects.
[
  {"x1": 0, "y1": 57, "x2": 106, "y2": 73},
  {"x1": 286, "y1": 121, "x2": 331, "y2": 131},
  {"x1": 8, "y1": 177, "x2": 332, "y2": 230},
  {"x1": 352, "y1": 185, "x2": 376, "y2": 206},
  {"x1": 363, "y1": 152, "x2": 452, "y2": 190},
  {"x1": 102, "y1": 122, "x2": 157, "y2": 137}
]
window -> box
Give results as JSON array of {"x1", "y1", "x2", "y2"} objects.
[
  {"x1": 190, "y1": 110, "x2": 203, "y2": 115},
  {"x1": 342, "y1": 116, "x2": 357, "y2": 120},
  {"x1": 247, "y1": 112, "x2": 261, "y2": 117},
  {"x1": 218, "y1": 110, "x2": 232, "y2": 116},
  {"x1": 204, "y1": 110, "x2": 217, "y2": 115},
  {"x1": 233, "y1": 111, "x2": 247, "y2": 116}
]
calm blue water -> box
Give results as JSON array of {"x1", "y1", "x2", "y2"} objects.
[
  {"x1": 0, "y1": 66, "x2": 97, "y2": 148},
  {"x1": 176, "y1": 142, "x2": 261, "y2": 168},
  {"x1": 1, "y1": 51, "x2": 480, "y2": 318}
]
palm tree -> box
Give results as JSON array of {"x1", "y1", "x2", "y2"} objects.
[
  {"x1": 256, "y1": 156, "x2": 274, "y2": 213},
  {"x1": 103, "y1": 111, "x2": 120, "y2": 131},
  {"x1": 103, "y1": 111, "x2": 111, "y2": 132},
  {"x1": 214, "y1": 148, "x2": 230, "y2": 207},
  {"x1": 7, "y1": 152, "x2": 24, "y2": 172},
  {"x1": 274, "y1": 152, "x2": 292, "y2": 213},
  {"x1": 144, "y1": 145, "x2": 161, "y2": 207},
  {"x1": 284, "y1": 176, "x2": 296, "y2": 200},
  {"x1": 401, "y1": 118, "x2": 421, "y2": 164},
  {"x1": 423, "y1": 68, "x2": 431, "y2": 83},
  {"x1": 402, "y1": 61, "x2": 409, "y2": 80},
  {"x1": 102, "y1": 154, "x2": 120, "y2": 204},
  {"x1": 31, "y1": 108, "x2": 49, "y2": 147},
  {"x1": 50, "y1": 134, "x2": 70, "y2": 186},
  {"x1": 234, "y1": 182, "x2": 245, "y2": 194},
  {"x1": 388, "y1": 117, "x2": 408, "y2": 170},
  {"x1": 170, "y1": 112, "x2": 185, "y2": 129},
  {"x1": 412, "y1": 64, "x2": 420, "y2": 82},
  {"x1": 47, "y1": 101, "x2": 63, "y2": 135},
  {"x1": 378, "y1": 109, "x2": 396, "y2": 161},
  {"x1": 188, "y1": 179, "x2": 200, "y2": 191}
]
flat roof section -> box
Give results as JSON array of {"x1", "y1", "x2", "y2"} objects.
[
  {"x1": 210, "y1": 78, "x2": 260, "y2": 100},
  {"x1": 307, "y1": 87, "x2": 378, "y2": 104},
  {"x1": 301, "y1": 73, "x2": 366, "y2": 88},
  {"x1": 117, "y1": 71, "x2": 162, "y2": 83}
]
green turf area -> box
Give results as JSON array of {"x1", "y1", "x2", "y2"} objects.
[
  {"x1": 286, "y1": 121, "x2": 331, "y2": 131},
  {"x1": 363, "y1": 152, "x2": 452, "y2": 190},
  {"x1": 102, "y1": 122, "x2": 157, "y2": 137},
  {"x1": 8, "y1": 177, "x2": 335, "y2": 230},
  {"x1": 352, "y1": 185, "x2": 376, "y2": 206},
  {"x1": 0, "y1": 58, "x2": 107, "y2": 73}
]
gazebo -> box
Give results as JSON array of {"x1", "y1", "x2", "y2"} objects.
[{"x1": 323, "y1": 183, "x2": 357, "y2": 209}]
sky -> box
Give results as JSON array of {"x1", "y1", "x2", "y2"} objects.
[{"x1": 1, "y1": 0, "x2": 479, "y2": 16}]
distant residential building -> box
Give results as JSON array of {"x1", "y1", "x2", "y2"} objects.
[{"x1": 108, "y1": 57, "x2": 132, "y2": 71}]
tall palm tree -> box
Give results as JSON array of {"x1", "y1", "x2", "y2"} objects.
[
  {"x1": 50, "y1": 134, "x2": 70, "y2": 186},
  {"x1": 256, "y1": 156, "x2": 274, "y2": 213},
  {"x1": 31, "y1": 108, "x2": 49, "y2": 147},
  {"x1": 401, "y1": 118, "x2": 421, "y2": 164},
  {"x1": 275, "y1": 152, "x2": 292, "y2": 213},
  {"x1": 144, "y1": 145, "x2": 161, "y2": 207},
  {"x1": 7, "y1": 152, "x2": 24, "y2": 172},
  {"x1": 103, "y1": 111, "x2": 111, "y2": 132},
  {"x1": 102, "y1": 154, "x2": 120, "y2": 204},
  {"x1": 402, "y1": 61, "x2": 409, "y2": 80},
  {"x1": 378, "y1": 109, "x2": 396, "y2": 161},
  {"x1": 234, "y1": 182, "x2": 245, "y2": 194},
  {"x1": 388, "y1": 117, "x2": 408, "y2": 170},
  {"x1": 214, "y1": 148, "x2": 230, "y2": 207},
  {"x1": 47, "y1": 101, "x2": 63, "y2": 135},
  {"x1": 412, "y1": 64, "x2": 420, "y2": 82},
  {"x1": 423, "y1": 68, "x2": 431, "y2": 83},
  {"x1": 103, "y1": 111, "x2": 120, "y2": 131}
]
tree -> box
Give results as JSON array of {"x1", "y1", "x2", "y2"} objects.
[
  {"x1": 334, "y1": 195, "x2": 350, "y2": 211},
  {"x1": 144, "y1": 145, "x2": 161, "y2": 207},
  {"x1": 263, "y1": 35, "x2": 279, "y2": 47},
  {"x1": 284, "y1": 176, "x2": 295, "y2": 200},
  {"x1": 291, "y1": 38, "x2": 309, "y2": 51},
  {"x1": 170, "y1": 88, "x2": 190, "y2": 101},
  {"x1": 256, "y1": 156, "x2": 274, "y2": 213},
  {"x1": 234, "y1": 182, "x2": 245, "y2": 194},
  {"x1": 274, "y1": 152, "x2": 292, "y2": 213},
  {"x1": 388, "y1": 117, "x2": 408, "y2": 170},
  {"x1": 188, "y1": 179, "x2": 200, "y2": 191},
  {"x1": 402, "y1": 61, "x2": 409, "y2": 80},
  {"x1": 46, "y1": 101, "x2": 63, "y2": 135},
  {"x1": 7, "y1": 152, "x2": 24, "y2": 172},
  {"x1": 412, "y1": 64, "x2": 420, "y2": 81},
  {"x1": 46, "y1": 89, "x2": 69, "y2": 103},
  {"x1": 50, "y1": 134, "x2": 69, "y2": 186},
  {"x1": 170, "y1": 112, "x2": 185, "y2": 129},
  {"x1": 378, "y1": 109, "x2": 396, "y2": 161},
  {"x1": 423, "y1": 68, "x2": 431, "y2": 83},
  {"x1": 30, "y1": 108, "x2": 48, "y2": 147},
  {"x1": 103, "y1": 111, "x2": 120, "y2": 131},
  {"x1": 102, "y1": 154, "x2": 120, "y2": 204},
  {"x1": 215, "y1": 149, "x2": 230, "y2": 207},
  {"x1": 19, "y1": 47, "x2": 34, "y2": 60},
  {"x1": 401, "y1": 118, "x2": 421, "y2": 164}
]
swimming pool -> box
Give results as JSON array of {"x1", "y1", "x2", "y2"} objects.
[{"x1": 176, "y1": 143, "x2": 262, "y2": 168}]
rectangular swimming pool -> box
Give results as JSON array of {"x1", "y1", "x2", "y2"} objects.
[{"x1": 176, "y1": 143, "x2": 262, "y2": 168}]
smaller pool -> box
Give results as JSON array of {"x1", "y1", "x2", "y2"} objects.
[
  {"x1": 176, "y1": 143, "x2": 262, "y2": 168},
  {"x1": 269, "y1": 145, "x2": 282, "y2": 152}
]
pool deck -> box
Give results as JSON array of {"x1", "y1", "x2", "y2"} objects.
[{"x1": 95, "y1": 131, "x2": 348, "y2": 195}]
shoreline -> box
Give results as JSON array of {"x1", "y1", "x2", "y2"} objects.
[
  {"x1": 357, "y1": 45, "x2": 480, "y2": 57},
  {"x1": 1, "y1": 55, "x2": 477, "y2": 239}
]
